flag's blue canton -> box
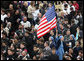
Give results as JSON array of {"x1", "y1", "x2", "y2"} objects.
[{"x1": 45, "y1": 5, "x2": 56, "y2": 22}]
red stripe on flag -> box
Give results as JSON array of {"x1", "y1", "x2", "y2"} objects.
[
  {"x1": 37, "y1": 19, "x2": 56, "y2": 35},
  {"x1": 37, "y1": 20, "x2": 57, "y2": 35},
  {"x1": 40, "y1": 15, "x2": 46, "y2": 22},
  {"x1": 38, "y1": 17, "x2": 56, "y2": 31},
  {"x1": 37, "y1": 29, "x2": 50, "y2": 38},
  {"x1": 39, "y1": 21, "x2": 47, "y2": 28},
  {"x1": 37, "y1": 19, "x2": 57, "y2": 38},
  {"x1": 37, "y1": 26, "x2": 50, "y2": 35},
  {"x1": 38, "y1": 24, "x2": 57, "y2": 38}
]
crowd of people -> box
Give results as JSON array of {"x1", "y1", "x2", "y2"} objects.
[{"x1": 1, "y1": 1, "x2": 83, "y2": 60}]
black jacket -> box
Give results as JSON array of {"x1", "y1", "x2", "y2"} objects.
[
  {"x1": 70, "y1": 24, "x2": 78, "y2": 36},
  {"x1": 48, "y1": 53, "x2": 59, "y2": 60}
]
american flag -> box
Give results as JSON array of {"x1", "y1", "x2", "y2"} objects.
[{"x1": 37, "y1": 5, "x2": 57, "y2": 38}]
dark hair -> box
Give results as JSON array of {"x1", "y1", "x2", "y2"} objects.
[
  {"x1": 25, "y1": 31, "x2": 30, "y2": 34},
  {"x1": 45, "y1": 41, "x2": 49, "y2": 46},
  {"x1": 52, "y1": 47, "x2": 56, "y2": 50},
  {"x1": 69, "y1": 48, "x2": 73, "y2": 50},
  {"x1": 71, "y1": 19, "x2": 75, "y2": 24},
  {"x1": 39, "y1": 38, "x2": 44, "y2": 43},
  {"x1": 64, "y1": 18, "x2": 69, "y2": 21},
  {"x1": 2, "y1": 41, "x2": 7, "y2": 45},
  {"x1": 30, "y1": 1, "x2": 35, "y2": 6},
  {"x1": 15, "y1": 36, "x2": 19, "y2": 40},
  {"x1": 64, "y1": 4, "x2": 68, "y2": 8},
  {"x1": 49, "y1": 3, "x2": 52, "y2": 6},
  {"x1": 33, "y1": 45, "x2": 37, "y2": 47},
  {"x1": 21, "y1": 42, "x2": 26, "y2": 46},
  {"x1": 79, "y1": 50, "x2": 83, "y2": 54},
  {"x1": 2, "y1": 31, "x2": 7, "y2": 36},
  {"x1": 70, "y1": 7, "x2": 73, "y2": 11},
  {"x1": 35, "y1": 5, "x2": 39, "y2": 9},
  {"x1": 1, "y1": 8, "x2": 5, "y2": 13},
  {"x1": 8, "y1": 49, "x2": 15, "y2": 52}
]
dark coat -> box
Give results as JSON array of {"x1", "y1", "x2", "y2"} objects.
[
  {"x1": 70, "y1": 24, "x2": 78, "y2": 36},
  {"x1": 48, "y1": 53, "x2": 59, "y2": 60},
  {"x1": 73, "y1": 46, "x2": 82, "y2": 57}
]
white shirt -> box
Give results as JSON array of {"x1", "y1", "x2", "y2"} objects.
[
  {"x1": 63, "y1": 7, "x2": 71, "y2": 15},
  {"x1": 34, "y1": 24, "x2": 39, "y2": 30},
  {"x1": 71, "y1": 5, "x2": 75, "y2": 11},
  {"x1": 20, "y1": 21, "x2": 31, "y2": 28},
  {"x1": 1, "y1": 14, "x2": 7, "y2": 22},
  {"x1": 32, "y1": 9, "x2": 39, "y2": 21},
  {"x1": 62, "y1": 3, "x2": 71, "y2": 15}
]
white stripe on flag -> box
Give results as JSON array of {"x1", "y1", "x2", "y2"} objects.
[
  {"x1": 37, "y1": 29, "x2": 50, "y2": 37},
  {"x1": 37, "y1": 24, "x2": 51, "y2": 34},
  {"x1": 37, "y1": 19, "x2": 56, "y2": 34},
  {"x1": 38, "y1": 17, "x2": 56, "y2": 29}
]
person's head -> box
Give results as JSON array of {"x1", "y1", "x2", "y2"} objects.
[
  {"x1": 23, "y1": 1, "x2": 28, "y2": 7},
  {"x1": 20, "y1": 42, "x2": 25, "y2": 49},
  {"x1": 15, "y1": 10, "x2": 20, "y2": 14},
  {"x1": 69, "y1": 48, "x2": 73, "y2": 54},
  {"x1": 70, "y1": 34, "x2": 74, "y2": 40},
  {"x1": 38, "y1": 13, "x2": 42, "y2": 18},
  {"x1": 52, "y1": 47, "x2": 56, "y2": 54},
  {"x1": 78, "y1": 50, "x2": 83, "y2": 57},
  {"x1": 35, "y1": 5, "x2": 39, "y2": 10},
  {"x1": 25, "y1": 31, "x2": 29, "y2": 37},
  {"x1": 39, "y1": 38, "x2": 44, "y2": 44},
  {"x1": 10, "y1": 44, "x2": 15, "y2": 50},
  {"x1": 13, "y1": 1, "x2": 18, "y2": 4},
  {"x1": 30, "y1": 1, "x2": 35, "y2": 6},
  {"x1": 36, "y1": 40, "x2": 40, "y2": 44},
  {"x1": 68, "y1": 1, "x2": 72, "y2": 4},
  {"x1": 63, "y1": 1, "x2": 67, "y2": 4},
  {"x1": 73, "y1": 1, "x2": 77, "y2": 4},
  {"x1": 60, "y1": 36, "x2": 64, "y2": 41},
  {"x1": 2, "y1": 32, "x2": 7, "y2": 38},
  {"x1": 8, "y1": 49, "x2": 14, "y2": 55},
  {"x1": 50, "y1": 30, "x2": 54, "y2": 36},
  {"x1": 19, "y1": 24, "x2": 23, "y2": 29},
  {"x1": 22, "y1": 49, "x2": 27, "y2": 56},
  {"x1": 2, "y1": 41, "x2": 7, "y2": 46},
  {"x1": 59, "y1": 23, "x2": 63, "y2": 29},
  {"x1": 66, "y1": 29, "x2": 70, "y2": 35},
  {"x1": 33, "y1": 45, "x2": 37, "y2": 52},
  {"x1": 1, "y1": 9, "x2": 5, "y2": 14},
  {"x1": 49, "y1": 36, "x2": 51, "y2": 41},
  {"x1": 38, "y1": 1, "x2": 42, "y2": 4},
  {"x1": 64, "y1": 18, "x2": 68, "y2": 24},
  {"x1": 70, "y1": 7, "x2": 74, "y2": 11},
  {"x1": 21, "y1": 11, "x2": 25, "y2": 16},
  {"x1": 76, "y1": 41, "x2": 80, "y2": 47},
  {"x1": 23, "y1": 16, "x2": 27, "y2": 22},
  {"x1": 48, "y1": 3, "x2": 52, "y2": 7},
  {"x1": 44, "y1": 41, "x2": 49, "y2": 47},
  {"x1": 64, "y1": 4, "x2": 68, "y2": 8},
  {"x1": 7, "y1": 12, "x2": 11, "y2": 17},
  {"x1": 9, "y1": 4, "x2": 13, "y2": 10},
  {"x1": 43, "y1": 1, "x2": 47, "y2": 4},
  {"x1": 14, "y1": 36, "x2": 19, "y2": 44}
]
